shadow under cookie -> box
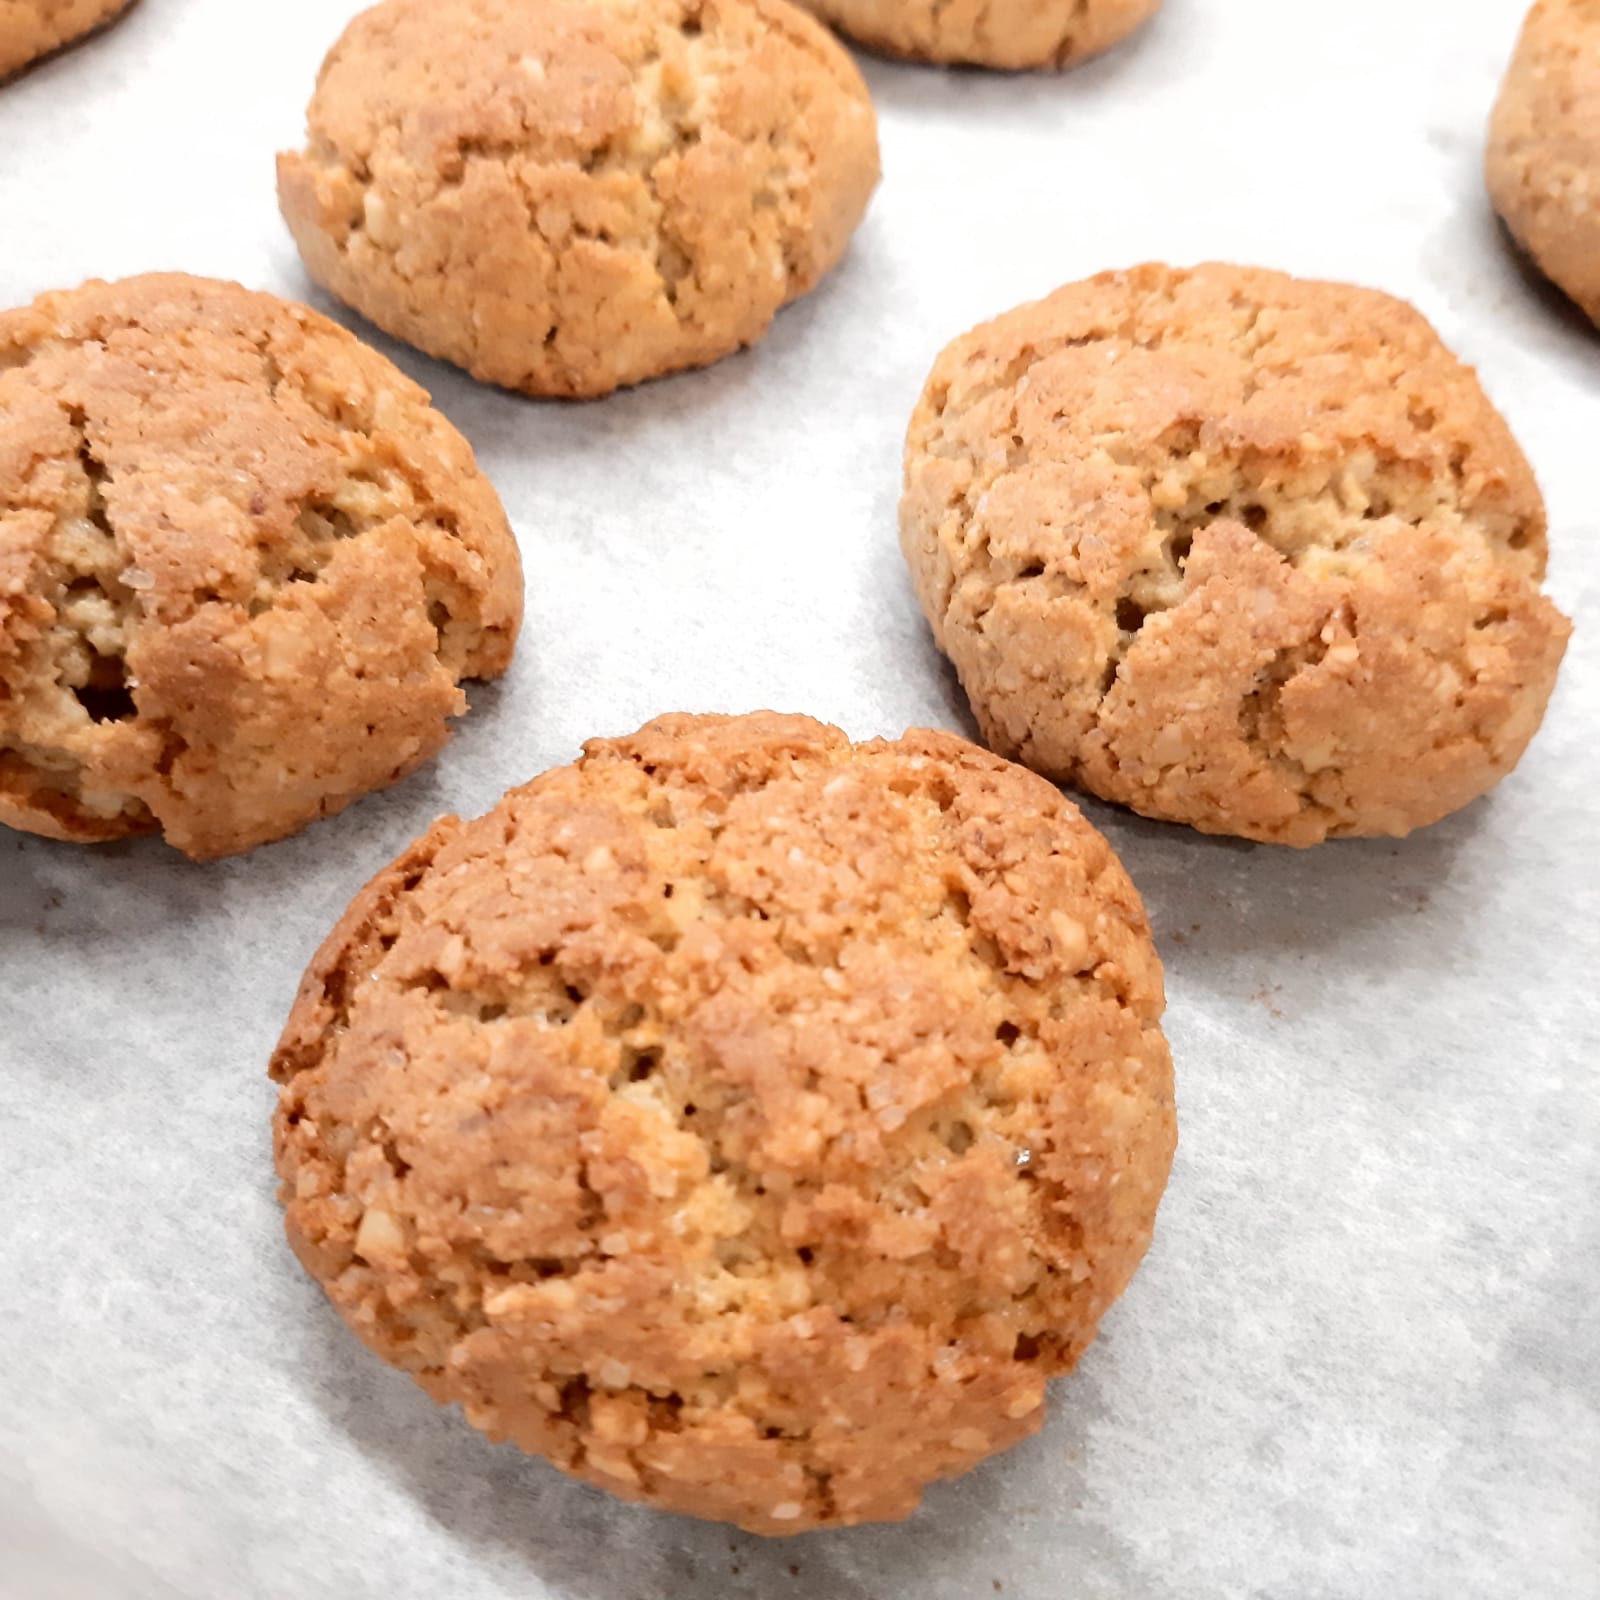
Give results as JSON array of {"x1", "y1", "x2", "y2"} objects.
[{"x1": 1492, "y1": 214, "x2": 1600, "y2": 343}]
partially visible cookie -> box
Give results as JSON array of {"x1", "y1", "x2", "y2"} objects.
[
  {"x1": 900, "y1": 263, "x2": 1571, "y2": 846},
  {"x1": 0, "y1": 273, "x2": 523, "y2": 860},
  {"x1": 0, "y1": 0, "x2": 135, "y2": 81},
  {"x1": 271, "y1": 711, "x2": 1176, "y2": 1534},
  {"x1": 1487, "y1": 0, "x2": 1600, "y2": 325},
  {"x1": 278, "y1": 0, "x2": 880, "y2": 399},
  {"x1": 799, "y1": 0, "x2": 1158, "y2": 70}
]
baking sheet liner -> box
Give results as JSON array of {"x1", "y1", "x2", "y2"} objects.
[{"x1": 2, "y1": 1, "x2": 1596, "y2": 1594}]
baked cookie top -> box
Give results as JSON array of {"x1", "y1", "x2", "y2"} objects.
[
  {"x1": 0, "y1": 273, "x2": 522, "y2": 859},
  {"x1": 0, "y1": 0, "x2": 134, "y2": 81},
  {"x1": 900, "y1": 263, "x2": 1570, "y2": 845},
  {"x1": 800, "y1": 0, "x2": 1159, "y2": 71},
  {"x1": 272, "y1": 712, "x2": 1175, "y2": 1533},
  {"x1": 1487, "y1": 0, "x2": 1600, "y2": 324},
  {"x1": 277, "y1": 0, "x2": 880, "y2": 397}
]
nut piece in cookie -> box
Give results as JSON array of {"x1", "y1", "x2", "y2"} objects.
[
  {"x1": 0, "y1": 0, "x2": 136, "y2": 82},
  {"x1": 277, "y1": 0, "x2": 881, "y2": 399},
  {"x1": 900, "y1": 263, "x2": 1571, "y2": 846},
  {"x1": 271, "y1": 711, "x2": 1175, "y2": 1534},
  {"x1": 0, "y1": 273, "x2": 523, "y2": 860},
  {"x1": 799, "y1": 0, "x2": 1158, "y2": 71},
  {"x1": 1487, "y1": 0, "x2": 1600, "y2": 326}
]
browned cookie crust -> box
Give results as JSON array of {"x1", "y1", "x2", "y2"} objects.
[
  {"x1": 1487, "y1": 0, "x2": 1600, "y2": 325},
  {"x1": 278, "y1": 0, "x2": 880, "y2": 399},
  {"x1": 0, "y1": 274, "x2": 522, "y2": 860},
  {"x1": 272, "y1": 712, "x2": 1175, "y2": 1534},
  {"x1": 0, "y1": 0, "x2": 134, "y2": 80},
  {"x1": 900, "y1": 264, "x2": 1570, "y2": 846},
  {"x1": 799, "y1": 0, "x2": 1158, "y2": 70}
]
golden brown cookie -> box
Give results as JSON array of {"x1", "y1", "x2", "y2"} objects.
[
  {"x1": 0, "y1": 274, "x2": 523, "y2": 861},
  {"x1": 277, "y1": 0, "x2": 880, "y2": 399},
  {"x1": 271, "y1": 711, "x2": 1175, "y2": 1534},
  {"x1": 900, "y1": 264, "x2": 1571, "y2": 846},
  {"x1": 1487, "y1": 0, "x2": 1600, "y2": 325},
  {"x1": 799, "y1": 0, "x2": 1158, "y2": 70},
  {"x1": 0, "y1": 0, "x2": 134, "y2": 80}
]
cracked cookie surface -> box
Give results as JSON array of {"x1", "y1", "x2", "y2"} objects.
[
  {"x1": 0, "y1": 0, "x2": 134, "y2": 80},
  {"x1": 900, "y1": 263, "x2": 1570, "y2": 846},
  {"x1": 271, "y1": 711, "x2": 1175, "y2": 1534},
  {"x1": 277, "y1": 0, "x2": 880, "y2": 399},
  {"x1": 1487, "y1": 0, "x2": 1600, "y2": 326},
  {"x1": 0, "y1": 273, "x2": 523, "y2": 860},
  {"x1": 799, "y1": 0, "x2": 1158, "y2": 71}
]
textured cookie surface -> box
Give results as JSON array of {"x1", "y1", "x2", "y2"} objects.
[
  {"x1": 0, "y1": 274, "x2": 522, "y2": 860},
  {"x1": 800, "y1": 0, "x2": 1157, "y2": 70},
  {"x1": 0, "y1": 0, "x2": 132, "y2": 79},
  {"x1": 271, "y1": 712, "x2": 1175, "y2": 1534},
  {"x1": 278, "y1": 0, "x2": 880, "y2": 399},
  {"x1": 901, "y1": 264, "x2": 1570, "y2": 845},
  {"x1": 1487, "y1": 0, "x2": 1600, "y2": 324}
]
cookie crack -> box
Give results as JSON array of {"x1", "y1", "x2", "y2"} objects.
[
  {"x1": 50, "y1": 405, "x2": 140, "y2": 728},
  {"x1": 270, "y1": 834, "x2": 448, "y2": 1084},
  {"x1": 1050, "y1": 0, "x2": 1092, "y2": 65},
  {"x1": 1235, "y1": 630, "x2": 1337, "y2": 789}
]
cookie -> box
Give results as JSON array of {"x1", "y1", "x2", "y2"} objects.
[
  {"x1": 277, "y1": 0, "x2": 880, "y2": 399},
  {"x1": 900, "y1": 264, "x2": 1571, "y2": 846},
  {"x1": 799, "y1": 0, "x2": 1157, "y2": 70},
  {"x1": 0, "y1": 0, "x2": 134, "y2": 81},
  {"x1": 271, "y1": 711, "x2": 1175, "y2": 1534},
  {"x1": 0, "y1": 274, "x2": 523, "y2": 860},
  {"x1": 1487, "y1": 0, "x2": 1600, "y2": 325}
]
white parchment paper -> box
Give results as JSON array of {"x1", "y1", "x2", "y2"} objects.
[{"x1": 2, "y1": 1, "x2": 1596, "y2": 1595}]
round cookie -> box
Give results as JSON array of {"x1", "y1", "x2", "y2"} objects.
[
  {"x1": 271, "y1": 711, "x2": 1175, "y2": 1534},
  {"x1": 799, "y1": 0, "x2": 1158, "y2": 70},
  {"x1": 0, "y1": 273, "x2": 523, "y2": 860},
  {"x1": 1487, "y1": 0, "x2": 1600, "y2": 325},
  {"x1": 900, "y1": 264, "x2": 1571, "y2": 846},
  {"x1": 277, "y1": 0, "x2": 880, "y2": 399},
  {"x1": 0, "y1": 0, "x2": 134, "y2": 81}
]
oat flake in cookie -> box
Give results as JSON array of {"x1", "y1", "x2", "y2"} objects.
[
  {"x1": 0, "y1": 0, "x2": 136, "y2": 81},
  {"x1": 0, "y1": 274, "x2": 522, "y2": 860},
  {"x1": 271, "y1": 712, "x2": 1175, "y2": 1534},
  {"x1": 900, "y1": 263, "x2": 1571, "y2": 846},
  {"x1": 277, "y1": 0, "x2": 880, "y2": 399},
  {"x1": 800, "y1": 0, "x2": 1158, "y2": 71}
]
